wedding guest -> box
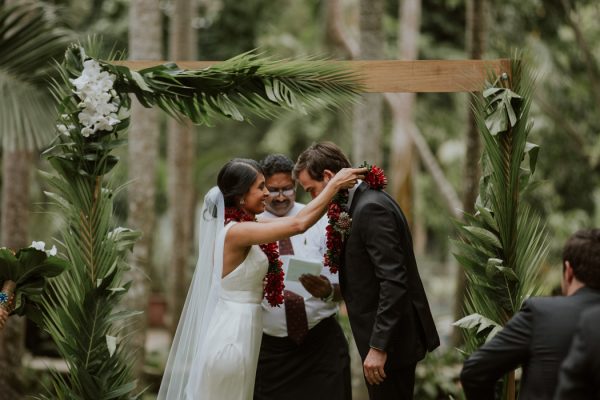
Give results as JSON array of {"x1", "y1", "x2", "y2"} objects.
[
  {"x1": 294, "y1": 142, "x2": 440, "y2": 400},
  {"x1": 460, "y1": 228, "x2": 600, "y2": 400},
  {"x1": 254, "y1": 154, "x2": 351, "y2": 400},
  {"x1": 158, "y1": 158, "x2": 365, "y2": 399},
  {"x1": 554, "y1": 304, "x2": 600, "y2": 399}
]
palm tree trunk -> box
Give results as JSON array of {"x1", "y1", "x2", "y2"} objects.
[
  {"x1": 326, "y1": 0, "x2": 461, "y2": 224},
  {"x1": 167, "y1": 0, "x2": 197, "y2": 335},
  {"x1": 324, "y1": 0, "x2": 358, "y2": 59},
  {"x1": 352, "y1": 0, "x2": 384, "y2": 165},
  {"x1": 452, "y1": 0, "x2": 489, "y2": 347},
  {"x1": 389, "y1": 0, "x2": 421, "y2": 228},
  {"x1": 126, "y1": 0, "x2": 162, "y2": 382},
  {"x1": 0, "y1": 149, "x2": 33, "y2": 400},
  {"x1": 560, "y1": 0, "x2": 600, "y2": 107}
]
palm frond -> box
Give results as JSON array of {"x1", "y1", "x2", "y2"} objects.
[
  {"x1": 98, "y1": 49, "x2": 362, "y2": 126},
  {"x1": 0, "y1": 3, "x2": 71, "y2": 78},
  {"x1": 41, "y1": 174, "x2": 143, "y2": 397},
  {"x1": 0, "y1": 71, "x2": 56, "y2": 150},
  {"x1": 453, "y1": 55, "x2": 549, "y2": 374},
  {"x1": 0, "y1": 2, "x2": 72, "y2": 150}
]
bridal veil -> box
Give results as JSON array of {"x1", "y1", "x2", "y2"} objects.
[{"x1": 157, "y1": 186, "x2": 224, "y2": 399}]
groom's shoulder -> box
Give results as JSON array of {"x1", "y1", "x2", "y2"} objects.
[
  {"x1": 363, "y1": 187, "x2": 396, "y2": 204},
  {"x1": 354, "y1": 189, "x2": 399, "y2": 213}
]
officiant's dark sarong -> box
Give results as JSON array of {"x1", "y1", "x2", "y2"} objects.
[{"x1": 254, "y1": 315, "x2": 351, "y2": 400}]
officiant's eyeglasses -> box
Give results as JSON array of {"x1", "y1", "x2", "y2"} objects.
[{"x1": 267, "y1": 187, "x2": 296, "y2": 197}]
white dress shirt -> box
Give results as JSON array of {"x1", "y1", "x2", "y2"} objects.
[{"x1": 259, "y1": 203, "x2": 339, "y2": 337}]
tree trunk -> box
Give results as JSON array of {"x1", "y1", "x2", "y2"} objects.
[
  {"x1": 560, "y1": 0, "x2": 600, "y2": 107},
  {"x1": 0, "y1": 150, "x2": 33, "y2": 400},
  {"x1": 452, "y1": 0, "x2": 489, "y2": 347},
  {"x1": 324, "y1": 0, "x2": 359, "y2": 59},
  {"x1": 126, "y1": 0, "x2": 162, "y2": 382},
  {"x1": 326, "y1": 0, "x2": 461, "y2": 222},
  {"x1": 352, "y1": 0, "x2": 384, "y2": 165},
  {"x1": 167, "y1": 0, "x2": 197, "y2": 335},
  {"x1": 389, "y1": 0, "x2": 421, "y2": 227}
]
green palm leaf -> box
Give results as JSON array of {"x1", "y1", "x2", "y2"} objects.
[{"x1": 103, "y1": 49, "x2": 362, "y2": 125}]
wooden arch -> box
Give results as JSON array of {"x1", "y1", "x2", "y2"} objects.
[{"x1": 117, "y1": 59, "x2": 511, "y2": 93}]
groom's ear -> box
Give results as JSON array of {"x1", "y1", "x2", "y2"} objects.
[{"x1": 322, "y1": 169, "x2": 335, "y2": 182}]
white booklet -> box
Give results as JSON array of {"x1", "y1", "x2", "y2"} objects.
[{"x1": 285, "y1": 257, "x2": 323, "y2": 281}]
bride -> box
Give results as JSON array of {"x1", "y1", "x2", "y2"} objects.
[{"x1": 158, "y1": 158, "x2": 365, "y2": 399}]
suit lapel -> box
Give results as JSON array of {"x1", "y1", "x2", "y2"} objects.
[{"x1": 341, "y1": 182, "x2": 368, "y2": 272}]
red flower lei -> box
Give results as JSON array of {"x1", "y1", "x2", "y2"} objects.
[
  {"x1": 324, "y1": 163, "x2": 388, "y2": 274},
  {"x1": 224, "y1": 207, "x2": 284, "y2": 306}
]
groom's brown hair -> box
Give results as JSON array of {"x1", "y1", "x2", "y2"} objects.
[{"x1": 293, "y1": 141, "x2": 351, "y2": 181}]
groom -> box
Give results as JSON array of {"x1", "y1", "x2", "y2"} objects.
[{"x1": 294, "y1": 142, "x2": 440, "y2": 400}]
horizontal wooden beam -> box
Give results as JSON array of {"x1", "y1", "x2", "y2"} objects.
[{"x1": 114, "y1": 59, "x2": 511, "y2": 93}]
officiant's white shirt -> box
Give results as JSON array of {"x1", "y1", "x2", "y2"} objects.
[{"x1": 259, "y1": 202, "x2": 339, "y2": 337}]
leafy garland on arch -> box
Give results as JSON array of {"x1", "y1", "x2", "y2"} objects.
[{"x1": 39, "y1": 43, "x2": 361, "y2": 398}]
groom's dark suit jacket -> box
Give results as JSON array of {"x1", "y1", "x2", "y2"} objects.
[
  {"x1": 340, "y1": 182, "x2": 440, "y2": 367},
  {"x1": 460, "y1": 287, "x2": 600, "y2": 400}
]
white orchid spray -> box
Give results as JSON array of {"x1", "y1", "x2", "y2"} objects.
[{"x1": 68, "y1": 59, "x2": 121, "y2": 137}]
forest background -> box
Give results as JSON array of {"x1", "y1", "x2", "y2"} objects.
[{"x1": 0, "y1": 0, "x2": 599, "y2": 399}]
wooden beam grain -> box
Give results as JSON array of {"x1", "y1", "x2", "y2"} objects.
[{"x1": 114, "y1": 59, "x2": 511, "y2": 93}]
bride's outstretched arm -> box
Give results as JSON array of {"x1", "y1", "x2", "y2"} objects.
[{"x1": 228, "y1": 167, "x2": 366, "y2": 248}]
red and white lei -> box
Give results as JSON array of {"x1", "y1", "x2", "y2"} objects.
[
  {"x1": 224, "y1": 207, "x2": 284, "y2": 306},
  {"x1": 324, "y1": 163, "x2": 388, "y2": 273}
]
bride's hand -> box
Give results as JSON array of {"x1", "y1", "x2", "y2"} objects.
[{"x1": 330, "y1": 167, "x2": 367, "y2": 190}]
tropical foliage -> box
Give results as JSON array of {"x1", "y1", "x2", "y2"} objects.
[
  {"x1": 37, "y1": 41, "x2": 360, "y2": 398},
  {"x1": 0, "y1": 244, "x2": 68, "y2": 321},
  {"x1": 0, "y1": 1, "x2": 71, "y2": 150},
  {"x1": 452, "y1": 59, "x2": 549, "y2": 399}
]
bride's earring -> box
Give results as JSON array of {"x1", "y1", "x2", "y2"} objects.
[{"x1": 240, "y1": 199, "x2": 245, "y2": 205}]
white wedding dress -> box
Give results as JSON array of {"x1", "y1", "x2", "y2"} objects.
[
  {"x1": 158, "y1": 188, "x2": 269, "y2": 400},
  {"x1": 196, "y1": 222, "x2": 268, "y2": 398}
]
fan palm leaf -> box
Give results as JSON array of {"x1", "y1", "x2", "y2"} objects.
[{"x1": 0, "y1": 2, "x2": 72, "y2": 150}]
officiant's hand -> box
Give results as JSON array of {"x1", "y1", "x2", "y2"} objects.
[
  {"x1": 299, "y1": 274, "x2": 332, "y2": 298},
  {"x1": 364, "y1": 348, "x2": 387, "y2": 385}
]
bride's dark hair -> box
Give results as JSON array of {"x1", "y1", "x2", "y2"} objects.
[{"x1": 217, "y1": 158, "x2": 263, "y2": 207}]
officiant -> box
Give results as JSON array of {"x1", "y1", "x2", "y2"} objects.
[{"x1": 253, "y1": 154, "x2": 351, "y2": 400}]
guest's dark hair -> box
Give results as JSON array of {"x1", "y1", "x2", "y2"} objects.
[
  {"x1": 293, "y1": 142, "x2": 351, "y2": 181},
  {"x1": 260, "y1": 154, "x2": 294, "y2": 179},
  {"x1": 217, "y1": 158, "x2": 263, "y2": 207},
  {"x1": 563, "y1": 228, "x2": 600, "y2": 289}
]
